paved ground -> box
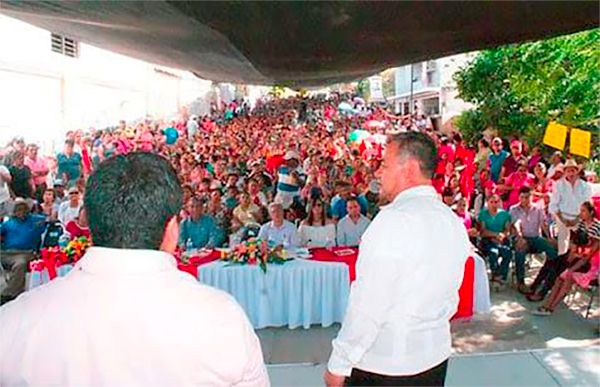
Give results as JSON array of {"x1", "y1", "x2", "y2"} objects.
[
  {"x1": 258, "y1": 258, "x2": 599, "y2": 385},
  {"x1": 257, "y1": 286, "x2": 599, "y2": 364},
  {"x1": 266, "y1": 346, "x2": 600, "y2": 386}
]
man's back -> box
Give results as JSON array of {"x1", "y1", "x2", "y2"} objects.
[
  {"x1": 0, "y1": 247, "x2": 268, "y2": 386},
  {"x1": 329, "y1": 187, "x2": 469, "y2": 376}
]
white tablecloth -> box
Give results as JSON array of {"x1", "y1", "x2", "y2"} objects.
[
  {"x1": 473, "y1": 254, "x2": 491, "y2": 314},
  {"x1": 198, "y1": 259, "x2": 350, "y2": 329}
]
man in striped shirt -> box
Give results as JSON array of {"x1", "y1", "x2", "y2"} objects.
[{"x1": 275, "y1": 150, "x2": 304, "y2": 209}]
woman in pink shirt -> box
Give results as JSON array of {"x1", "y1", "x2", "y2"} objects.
[
  {"x1": 532, "y1": 162, "x2": 553, "y2": 210},
  {"x1": 502, "y1": 160, "x2": 534, "y2": 209},
  {"x1": 136, "y1": 129, "x2": 155, "y2": 152}
]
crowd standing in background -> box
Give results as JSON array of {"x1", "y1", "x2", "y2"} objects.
[{"x1": 1, "y1": 94, "x2": 599, "y2": 312}]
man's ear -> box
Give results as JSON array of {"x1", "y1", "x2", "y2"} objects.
[{"x1": 160, "y1": 216, "x2": 179, "y2": 254}]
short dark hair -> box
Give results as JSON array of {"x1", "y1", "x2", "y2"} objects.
[
  {"x1": 85, "y1": 152, "x2": 183, "y2": 249},
  {"x1": 442, "y1": 187, "x2": 454, "y2": 198},
  {"x1": 387, "y1": 132, "x2": 437, "y2": 178},
  {"x1": 346, "y1": 196, "x2": 360, "y2": 205},
  {"x1": 519, "y1": 186, "x2": 532, "y2": 195}
]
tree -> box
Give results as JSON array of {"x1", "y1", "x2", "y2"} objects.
[{"x1": 453, "y1": 28, "x2": 599, "y2": 156}]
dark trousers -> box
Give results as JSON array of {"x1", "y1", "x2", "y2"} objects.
[
  {"x1": 529, "y1": 254, "x2": 569, "y2": 297},
  {"x1": 346, "y1": 360, "x2": 449, "y2": 386}
]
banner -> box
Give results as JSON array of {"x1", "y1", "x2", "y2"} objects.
[
  {"x1": 569, "y1": 128, "x2": 591, "y2": 158},
  {"x1": 542, "y1": 121, "x2": 568, "y2": 150},
  {"x1": 368, "y1": 76, "x2": 384, "y2": 102}
]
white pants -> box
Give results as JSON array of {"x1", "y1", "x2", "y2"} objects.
[{"x1": 555, "y1": 216, "x2": 576, "y2": 255}]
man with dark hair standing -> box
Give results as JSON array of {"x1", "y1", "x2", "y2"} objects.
[
  {"x1": 325, "y1": 132, "x2": 469, "y2": 386},
  {"x1": 0, "y1": 153, "x2": 268, "y2": 386}
]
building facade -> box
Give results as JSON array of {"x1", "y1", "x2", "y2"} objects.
[
  {"x1": 0, "y1": 15, "x2": 212, "y2": 150},
  {"x1": 389, "y1": 53, "x2": 476, "y2": 129}
]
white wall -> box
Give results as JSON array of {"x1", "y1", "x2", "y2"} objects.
[{"x1": 0, "y1": 15, "x2": 212, "y2": 152}]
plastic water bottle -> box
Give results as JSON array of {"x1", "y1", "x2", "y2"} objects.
[
  {"x1": 185, "y1": 238, "x2": 194, "y2": 252},
  {"x1": 58, "y1": 234, "x2": 70, "y2": 249}
]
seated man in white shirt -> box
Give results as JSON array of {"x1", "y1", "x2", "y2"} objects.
[
  {"x1": 258, "y1": 202, "x2": 300, "y2": 248},
  {"x1": 325, "y1": 132, "x2": 469, "y2": 387},
  {"x1": 57, "y1": 186, "x2": 82, "y2": 224},
  {"x1": 336, "y1": 197, "x2": 371, "y2": 246},
  {"x1": 0, "y1": 152, "x2": 268, "y2": 386}
]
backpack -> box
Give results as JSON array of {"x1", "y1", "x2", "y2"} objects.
[{"x1": 41, "y1": 221, "x2": 64, "y2": 248}]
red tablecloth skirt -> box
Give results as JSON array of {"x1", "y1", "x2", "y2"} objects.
[{"x1": 310, "y1": 247, "x2": 475, "y2": 320}]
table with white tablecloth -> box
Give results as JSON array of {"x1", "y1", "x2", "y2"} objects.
[{"x1": 198, "y1": 259, "x2": 350, "y2": 329}]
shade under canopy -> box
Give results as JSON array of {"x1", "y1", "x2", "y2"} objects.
[{"x1": 1, "y1": 1, "x2": 598, "y2": 86}]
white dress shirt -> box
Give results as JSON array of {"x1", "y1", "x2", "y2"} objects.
[
  {"x1": 57, "y1": 201, "x2": 82, "y2": 224},
  {"x1": 0, "y1": 247, "x2": 269, "y2": 386},
  {"x1": 548, "y1": 178, "x2": 592, "y2": 219},
  {"x1": 328, "y1": 186, "x2": 470, "y2": 376},
  {"x1": 258, "y1": 220, "x2": 299, "y2": 248},
  {"x1": 336, "y1": 214, "x2": 371, "y2": 246},
  {"x1": 298, "y1": 223, "x2": 337, "y2": 248}
]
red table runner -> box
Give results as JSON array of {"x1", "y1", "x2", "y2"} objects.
[
  {"x1": 310, "y1": 247, "x2": 359, "y2": 282},
  {"x1": 176, "y1": 250, "x2": 222, "y2": 277}
]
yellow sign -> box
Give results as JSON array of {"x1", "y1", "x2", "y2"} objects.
[
  {"x1": 543, "y1": 121, "x2": 568, "y2": 150},
  {"x1": 569, "y1": 128, "x2": 592, "y2": 158}
]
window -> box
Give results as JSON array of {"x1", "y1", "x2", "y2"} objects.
[
  {"x1": 411, "y1": 63, "x2": 422, "y2": 83},
  {"x1": 422, "y1": 97, "x2": 440, "y2": 116},
  {"x1": 425, "y1": 60, "x2": 439, "y2": 87},
  {"x1": 426, "y1": 60, "x2": 437, "y2": 72},
  {"x1": 51, "y1": 33, "x2": 79, "y2": 58}
]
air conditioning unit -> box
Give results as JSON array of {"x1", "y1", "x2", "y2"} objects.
[{"x1": 426, "y1": 60, "x2": 437, "y2": 72}]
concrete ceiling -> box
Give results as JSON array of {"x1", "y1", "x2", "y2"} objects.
[{"x1": 1, "y1": 1, "x2": 598, "y2": 86}]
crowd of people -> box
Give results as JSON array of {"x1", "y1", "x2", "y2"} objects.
[{"x1": 1, "y1": 94, "x2": 599, "y2": 315}]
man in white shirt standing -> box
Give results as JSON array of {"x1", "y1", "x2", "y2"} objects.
[
  {"x1": 0, "y1": 152, "x2": 269, "y2": 386},
  {"x1": 548, "y1": 159, "x2": 591, "y2": 255},
  {"x1": 325, "y1": 132, "x2": 469, "y2": 386}
]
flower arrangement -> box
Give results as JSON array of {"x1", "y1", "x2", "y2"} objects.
[
  {"x1": 221, "y1": 238, "x2": 288, "y2": 273},
  {"x1": 29, "y1": 236, "x2": 92, "y2": 279},
  {"x1": 63, "y1": 236, "x2": 91, "y2": 263}
]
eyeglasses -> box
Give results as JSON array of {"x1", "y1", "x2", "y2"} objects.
[{"x1": 69, "y1": 191, "x2": 79, "y2": 195}]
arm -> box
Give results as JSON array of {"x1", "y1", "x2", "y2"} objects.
[
  {"x1": 0, "y1": 167, "x2": 11, "y2": 183},
  {"x1": 328, "y1": 220, "x2": 404, "y2": 376},
  {"x1": 479, "y1": 222, "x2": 499, "y2": 239},
  {"x1": 498, "y1": 166, "x2": 506, "y2": 182},
  {"x1": 257, "y1": 224, "x2": 268, "y2": 241},
  {"x1": 208, "y1": 219, "x2": 225, "y2": 248},
  {"x1": 178, "y1": 220, "x2": 188, "y2": 247},
  {"x1": 548, "y1": 183, "x2": 561, "y2": 218},
  {"x1": 336, "y1": 220, "x2": 346, "y2": 246},
  {"x1": 289, "y1": 226, "x2": 300, "y2": 248}
]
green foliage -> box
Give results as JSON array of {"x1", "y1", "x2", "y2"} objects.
[
  {"x1": 453, "y1": 109, "x2": 486, "y2": 144},
  {"x1": 454, "y1": 28, "x2": 600, "y2": 153},
  {"x1": 356, "y1": 78, "x2": 370, "y2": 100}
]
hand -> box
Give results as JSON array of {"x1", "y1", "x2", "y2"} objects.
[{"x1": 324, "y1": 370, "x2": 345, "y2": 387}]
